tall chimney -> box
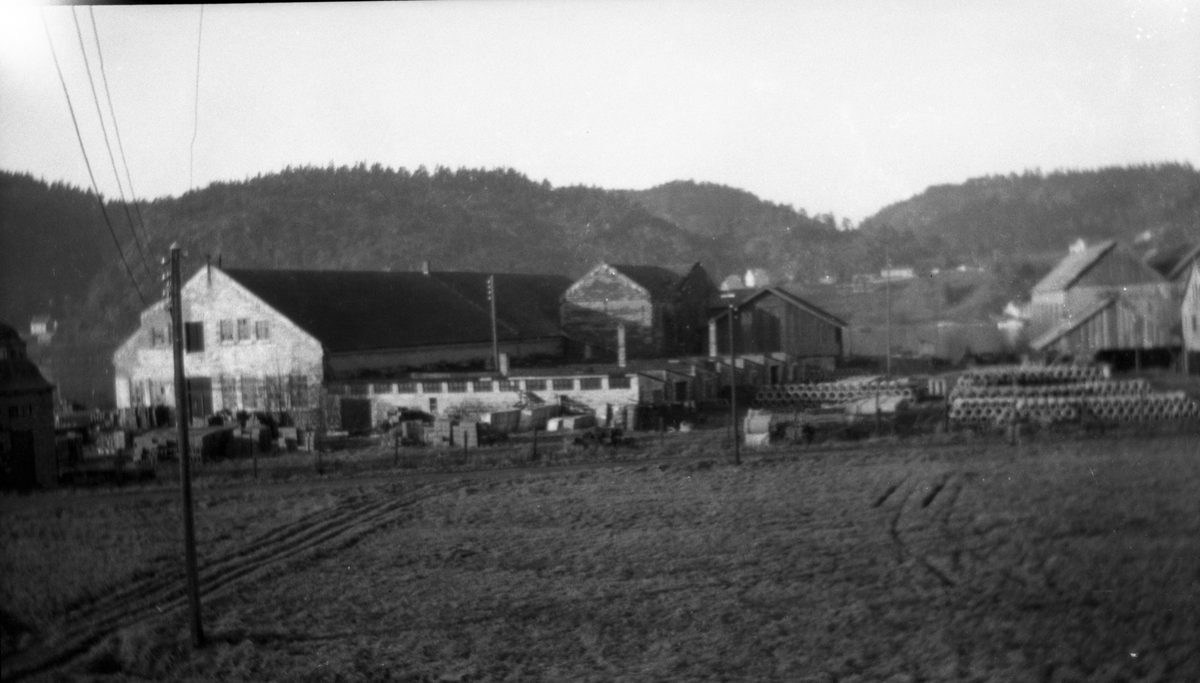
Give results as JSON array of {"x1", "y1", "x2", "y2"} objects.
[
  {"x1": 617, "y1": 324, "x2": 626, "y2": 368},
  {"x1": 421, "y1": 260, "x2": 430, "y2": 275}
]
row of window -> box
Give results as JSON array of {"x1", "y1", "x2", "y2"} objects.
[
  {"x1": 148, "y1": 322, "x2": 206, "y2": 352},
  {"x1": 329, "y1": 376, "x2": 630, "y2": 396},
  {"x1": 6, "y1": 403, "x2": 37, "y2": 419},
  {"x1": 219, "y1": 319, "x2": 270, "y2": 344},
  {"x1": 148, "y1": 320, "x2": 271, "y2": 351}
]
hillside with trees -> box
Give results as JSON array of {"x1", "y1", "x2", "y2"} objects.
[
  {"x1": 858, "y1": 163, "x2": 1200, "y2": 269},
  {"x1": 3, "y1": 162, "x2": 1196, "y2": 353}
]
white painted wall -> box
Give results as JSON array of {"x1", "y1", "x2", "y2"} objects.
[{"x1": 113, "y1": 268, "x2": 324, "y2": 411}]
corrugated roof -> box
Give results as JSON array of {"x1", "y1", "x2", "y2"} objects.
[
  {"x1": 222, "y1": 269, "x2": 569, "y2": 353},
  {"x1": 1031, "y1": 240, "x2": 1116, "y2": 294},
  {"x1": 608, "y1": 264, "x2": 685, "y2": 299},
  {"x1": 1029, "y1": 293, "x2": 1114, "y2": 351}
]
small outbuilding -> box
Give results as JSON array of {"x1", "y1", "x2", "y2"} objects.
[{"x1": 1, "y1": 321, "x2": 57, "y2": 489}]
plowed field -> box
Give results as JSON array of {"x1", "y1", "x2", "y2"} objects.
[{"x1": 3, "y1": 435, "x2": 1199, "y2": 681}]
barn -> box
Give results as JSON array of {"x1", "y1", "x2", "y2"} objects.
[
  {"x1": 112, "y1": 265, "x2": 570, "y2": 421},
  {"x1": 1026, "y1": 240, "x2": 1177, "y2": 366},
  {"x1": 560, "y1": 262, "x2": 717, "y2": 359},
  {"x1": 708, "y1": 287, "x2": 847, "y2": 384}
]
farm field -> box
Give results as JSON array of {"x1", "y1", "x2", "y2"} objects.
[{"x1": 3, "y1": 434, "x2": 1200, "y2": 681}]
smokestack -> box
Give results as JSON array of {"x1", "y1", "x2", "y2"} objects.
[
  {"x1": 617, "y1": 324, "x2": 626, "y2": 368},
  {"x1": 421, "y1": 260, "x2": 430, "y2": 275}
]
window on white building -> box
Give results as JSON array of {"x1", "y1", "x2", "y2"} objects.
[
  {"x1": 219, "y1": 320, "x2": 235, "y2": 343},
  {"x1": 255, "y1": 320, "x2": 270, "y2": 340},
  {"x1": 237, "y1": 319, "x2": 251, "y2": 341}
]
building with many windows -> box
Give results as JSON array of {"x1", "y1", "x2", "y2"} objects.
[{"x1": 112, "y1": 265, "x2": 570, "y2": 422}]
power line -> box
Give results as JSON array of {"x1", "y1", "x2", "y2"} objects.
[
  {"x1": 190, "y1": 5, "x2": 204, "y2": 190},
  {"x1": 88, "y1": 6, "x2": 152, "y2": 255},
  {"x1": 41, "y1": 9, "x2": 148, "y2": 307},
  {"x1": 70, "y1": 6, "x2": 152, "y2": 278}
]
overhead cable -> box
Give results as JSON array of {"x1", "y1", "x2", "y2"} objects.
[
  {"x1": 190, "y1": 5, "x2": 204, "y2": 190},
  {"x1": 88, "y1": 6, "x2": 153, "y2": 255},
  {"x1": 71, "y1": 6, "x2": 152, "y2": 277},
  {"x1": 41, "y1": 9, "x2": 148, "y2": 307}
]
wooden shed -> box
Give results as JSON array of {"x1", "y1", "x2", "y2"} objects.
[
  {"x1": 708, "y1": 287, "x2": 846, "y2": 381},
  {"x1": 1030, "y1": 292, "x2": 1175, "y2": 360}
]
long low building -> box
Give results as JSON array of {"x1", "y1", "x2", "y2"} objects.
[{"x1": 113, "y1": 265, "x2": 570, "y2": 418}]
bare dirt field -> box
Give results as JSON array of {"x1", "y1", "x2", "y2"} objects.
[{"x1": 3, "y1": 433, "x2": 1199, "y2": 682}]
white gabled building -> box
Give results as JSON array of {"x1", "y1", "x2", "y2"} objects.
[
  {"x1": 1184, "y1": 262, "x2": 1200, "y2": 374},
  {"x1": 113, "y1": 268, "x2": 325, "y2": 416},
  {"x1": 113, "y1": 265, "x2": 571, "y2": 421}
]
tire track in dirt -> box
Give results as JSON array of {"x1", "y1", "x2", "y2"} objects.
[
  {"x1": 55, "y1": 493, "x2": 379, "y2": 624},
  {"x1": 879, "y1": 473, "x2": 962, "y2": 587},
  {"x1": 1, "y1": 482, "x2": 457, "y2": 682}
]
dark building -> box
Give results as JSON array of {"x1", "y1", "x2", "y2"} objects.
[
  {"x1": 709, "y1": 287, "x2": 847, "y2": 383},
  {"x1": 1, "y1": 321, "x2": 57, "y2": 489}
]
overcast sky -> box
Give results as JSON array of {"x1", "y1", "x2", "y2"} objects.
[{"x1": 1, "y1": 0, "x2": 1197, "y2": 222}]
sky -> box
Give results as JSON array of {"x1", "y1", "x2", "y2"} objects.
[{"x1": 1, "y1": 0, "x2": 1197, "y2": 223}]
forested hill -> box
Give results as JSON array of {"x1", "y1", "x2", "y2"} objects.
[
  {"x1": 0, "y1": 166, "x2": 846, "y2": 344},
  {"x1": 857, "y1": 163, "x2": 1200, "y2": 268},
  {"x1": 3, "y1": 162, "x2": 1196, "y2": 348}
]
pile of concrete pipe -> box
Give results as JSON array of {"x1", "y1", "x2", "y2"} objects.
[
  {"x1": 949, "y1": 379, "x2": 1150, "y2": 400},
  {"x1": 754, "y1": 377, "x2": 919, "y2": 408},
  {"x1": 949, "y1": 391, "x2": 1199, "y2": 425},
  {"x1": 956, "y1": 364, "x2": 1108, "y2": 388}
]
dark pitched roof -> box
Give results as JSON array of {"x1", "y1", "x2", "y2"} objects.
[
  {"x1": 1147, "y1": 242, "x2": 1200, "y2": 281},
  {"x1": 222, "y1": 269, "x2": 569, "y2": 353},
  {"x1": 608, "y1": 264, "x2": 685, "y2": 299},
  {"x1": 426, "y1": 271, "x2": 572, "y2": 340},
  {"x1": 1031, "y1": 241, "x2": 1117, "y2": 294},
  {"x1": 713, "y1": 286, "x2": 848, "y2": 328},
  {"x1": 1, "y1": 321, "x2": 53, "y2": 394}
]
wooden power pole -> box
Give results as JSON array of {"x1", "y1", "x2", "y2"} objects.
[{"x1": 169, "y1": 244, "x2": 205, "y2": 648}]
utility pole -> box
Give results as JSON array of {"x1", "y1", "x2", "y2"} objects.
[
  {"x1": 885, "y1": 243, "x2": 892, "y2": 377},
  {"x1": 169, "y1": 244, "x2": 205, "y2": 648},
  {"x1": 728, "y1": 300, "x2": 740, "y2": 466},
  {"x1": 488, "y1": 275, "x2": 499, "y2": 373}
]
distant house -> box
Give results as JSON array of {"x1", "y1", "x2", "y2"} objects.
[
  {"x1": 880, "y1": 267, "x2": 916, "y2": 281},
  {"x1": 744, "y1": 268, "x2": 771, "y2": 288},
  {"x1": 1, "y1": 322, "x2": 57, "y2": 489},
  {"x1": 1184, "y1": 262, "x2": 1200, "y2": 374},
  {"x1": 719, "y1": 274, "x2": 745, "y2": 291},
  {"x1": 560, "y1": 263, "x2": 717, "y2": 358},
  {"x1": 709, "y1": 287, "x2": 847, "y2": 383},
  {"x1": 113, "y1": 266, "x2": 571, "y2": 420},
  {"x1": 1026, "y1": 240, "x2": 1175, "y2": 360},
  {"x1": 28, "y1": 315, "x2": 57, "y2": 345}
]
